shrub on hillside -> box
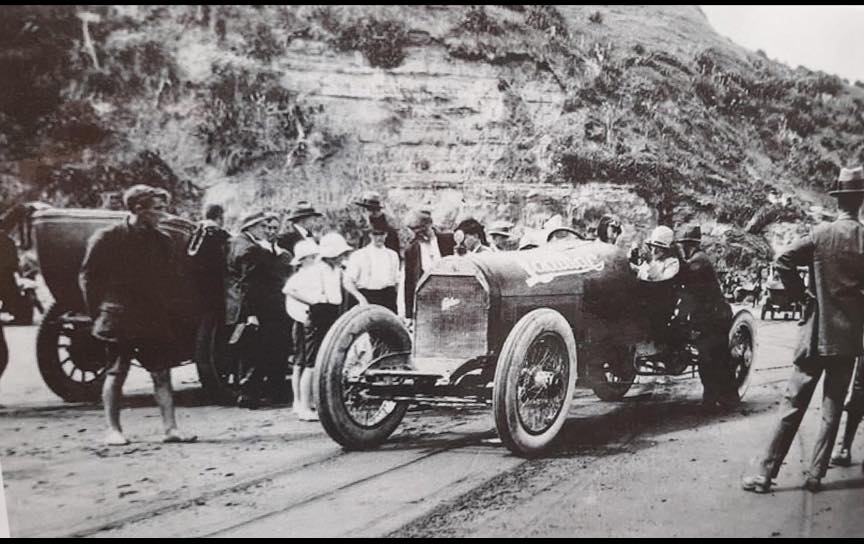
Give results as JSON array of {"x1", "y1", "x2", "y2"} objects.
[
  {"x1": 198, "y1": 66, "x2": 308, "y2": 175},
  {"x1": 333, "y1": 17, "x2": 409, "y2": 69},
  {"x1": 588, "y1": 11, "x2": 603, "y2": 24}
]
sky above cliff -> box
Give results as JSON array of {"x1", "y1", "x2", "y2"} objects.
[{"x1": 702, "y1": 5, "x2": 864, "y2": 83}]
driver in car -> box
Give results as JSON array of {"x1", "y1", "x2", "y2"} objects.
[
  {"x1": 675, "y1": 225, "x2": 739, "y2": 410},
  {"x1": 630, "y1": 226, "x2": 680, "y2": 281}
]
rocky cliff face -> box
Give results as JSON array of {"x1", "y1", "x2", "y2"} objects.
[{"x1": 2, "y1": 5, "x2": 863, "y2": 271}]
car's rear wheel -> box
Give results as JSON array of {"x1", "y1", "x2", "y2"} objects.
[
  {"x1": 493, "y1": 309, "x2": 576, "y2": 457},
  {"x1": 591, "y1": 346, "x2": 636, "y2": 401},
  {"x1": 194, "y1": 311, "x2": 242, "y2": 405},
  {"x1": 317, "y1": 305, "x2": 410, "y2": 450},
  {"x1": 728, "y1": 310, "x2": 757, "y2": 400}
]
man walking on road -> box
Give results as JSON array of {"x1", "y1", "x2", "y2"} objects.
[
  {"x1": 743, "y1": 166, "x2": 864, "y2": 493},
  {"x1": 80, "y1": 185, "x2": 196, "y2": 446},
  {"x1": 830, "y1": 355, "x2": 864, "y2": 469}
]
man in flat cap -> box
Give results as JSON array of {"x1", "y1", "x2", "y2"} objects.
[
  {"x1": 675, "y1": 224, "x2": 738, "y2": 409},
  {"x1": 80, "y1": 184, "x2": 195, "y2": 445},
  {"x1": 356, "y1": 191, "x2": 400, "y2": 257},
  {"x1": 226, "y1": 211, "x2": 292, "y2": 409},
  {"x1": 743, "y1": 166, "x2": 864, "y2": 494}
]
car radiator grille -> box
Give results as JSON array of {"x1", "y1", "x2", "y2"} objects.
[{"x1": 413, "y1": 275, "x2": 488, "y2": 363}]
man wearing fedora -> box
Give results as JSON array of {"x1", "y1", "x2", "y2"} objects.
[
  {"x1": 487, "y1": 220, "x2": 513, "y2": 252},
  {"x1": 743, "y1": 166, "x2": 864, "y2": 494},
  {"x1": 277, "y1": 200, "x2": 322, "y2": 254},
  {"x1": 79, "y1": 185, "x2": 196, "y2": 445},
  {"x1": 675, "y1": 224, "x2": 739, "y2": 409},
  {"x1": 403, "y1": 208, "x2": 456, "y2": 320},
  {"x1": 356, "y1": 191, "x2": 400, "y2": 256},
  {"x1": 226, "y1": 211, "x2": 292, "y2": 409}
]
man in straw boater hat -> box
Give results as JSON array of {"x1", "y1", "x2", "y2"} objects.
[
  {"x1": 79, "y1": 184, "x2": 196, "y2": 445},
  {"x1": 356, "y1": 191, "x2": 400, "y2": 256},
  {"x1": 226, "y1": 210, "x2": 292, "y2": 409},
  {"x1": 675, "y1": 224, "x2": 739, "y2": 410},
  {"x1": 743, "y1": 166, "x2": 864, "y2": 494},
  {"x1": 277, "y1": 200, "x2": 323, "y2": 254}
]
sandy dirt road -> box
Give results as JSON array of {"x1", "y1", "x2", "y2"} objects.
[{"x1": 1, "y1": 319, "x2": 862, "y2": 538}]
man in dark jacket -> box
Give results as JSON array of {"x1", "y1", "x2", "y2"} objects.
[
  {"x1": 356, "y1": 191, "x2": 401, "y2": 257},
  {"x1": 80, "y1": 185, "x2": 196, "y2": 446},
  {"x1": 0, "y1": 227, "x2": 17, "y2": 380},
  {"x1": 276, "y1": 200, "x2": 322, "y2": 254},
  {"x1": 743, "y1": 166, "x2": 864, "y2": 493},
  {"x1": 403, "y1": 209, "x2": 455, "y2": 319},
  {"x1": 675, "y1": 225, "x2": 738, "y2": 409},
  {"x1": 226, "y1": 211, "x2": 292, "y2": 408}
]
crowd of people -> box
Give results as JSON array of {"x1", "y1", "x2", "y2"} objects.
[{"x1": 4, "y1": 169, "x2": 862, "y2": 494}]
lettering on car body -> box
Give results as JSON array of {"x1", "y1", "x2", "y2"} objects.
[{"x1": 520, "y1": 253, "x2": 605, "y2": 286}]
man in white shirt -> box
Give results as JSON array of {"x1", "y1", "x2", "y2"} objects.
[{"x1": 346, "y1": 227, "x2": 400, "y2": 312}]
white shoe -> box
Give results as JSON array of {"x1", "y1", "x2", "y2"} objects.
[
  {"x1": 104, "y1": 430, "x2": 130, "y2": 446},
  {"x1": 297, "y1": 409, "x2": 319, "y2": 422}
]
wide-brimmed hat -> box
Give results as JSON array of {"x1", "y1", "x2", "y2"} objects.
[
  {"x1": 291, "y1": 239, "x2": 319, "y2": 265},
  {"x1": 355, "y1": 191, "x2": 383, "y2": 211},
  {"x1": 319, "y1": 232, "x2": 353, "y2": 258},
  {"x1": 488, "y1": 220, "x2": 513, "y2": 238},
  {"x1": 828, "y1": 166, "x2": 864, "y2": 196},
  {"x1": 240, "y1": 211, "x2": 278, "y2": 232},
  {"x1": 546, "y1": 226, "x2": 583, "y2": 242},
  {"x1": 677, "y1": 224, "x2": 702, "y2": 243},
  {"x1": 288, "y1": 201, "x2": 323, "y2": 222},
  {"x1": 647, "y1": 226, "x2": 674, "y2": 249},
  {"x1": 123, "y1": 184, "x2": 170, "y2": 211}
]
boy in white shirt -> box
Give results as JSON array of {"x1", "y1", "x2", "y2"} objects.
[
  {"x1": 345, "y1": 227, "x2": 400, "y2": 313},
  {"x1": 283, "y1": 239, "x2": 319, "y2": 420}
]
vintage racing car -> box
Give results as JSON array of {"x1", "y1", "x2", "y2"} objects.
[{"x1": 315, "y1": 240, "x2": 758, "y2": 457}]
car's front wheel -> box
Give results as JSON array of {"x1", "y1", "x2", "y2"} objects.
[
  {"x1": 728, "y1": 310, "x2": 758, "y2": 400},
  {"x1": 493, "y1": 309, "x2": 577, "y2": 457},
  {"x1": 316, "y1": 305, "x2": 410, "y2": 450}
]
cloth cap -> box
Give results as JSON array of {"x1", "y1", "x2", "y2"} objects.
[
  {"x1": 123, "y1": 185, "x2": 170, "y2": 211},
  {"x1": 240, "y1": 211, "x2": 278, "y2": 232}
]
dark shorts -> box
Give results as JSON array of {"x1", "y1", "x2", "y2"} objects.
[
  {"x1": 105, "y1": 339, "x2": 182, "y2": 374},
  {"x1": 359, "y1": 286, "x2": 397, "y2": 313},
  {"x1": 303, "y1": 304, "x2": 341, "y2": 369}
]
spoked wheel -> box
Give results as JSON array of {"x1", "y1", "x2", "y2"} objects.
[
  {"x1": 194, "y1": 312, "x2": 242, "y2": 405},
  {"x1": 493, "y1": 309, "x2": 576, "y2": 457},
  {"x1": 728, "y1": 310, "x2": 758, "y2": 399},
  {"x1": 36, "y1": 302, "x2": 107, "y2": 402},
  {"x1": 317, "y1": 305, "x2": 410, "y2": 450},
  {"x1": 591, "y1": 346, "x2": 636, "y2": 401}
]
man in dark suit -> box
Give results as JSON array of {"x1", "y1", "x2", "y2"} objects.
[
  {"x1": 743, "y1": 166, "x2": 864, "y2": 493},
  {"x1": 675, "y1": 225, "x2": 738, "y2": 409},
  {"x1": 0, "y1": 225, "x2": 17, "y2": 380},
  {"x1": 226, "y1": 211, "x2": 292, "y2": 408},
  {"x1": 80, "y1": 185, "x2": 196, "y2": 445},
  {"x1": 403, "y1": 209, "x2": 455, "y2": 319},
  {"x1": 356, "y1": 191, "x2": 401, "y2": 257},
  {"x1": 276, "y1": 200, "x2": 322, "y2": 254}
]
